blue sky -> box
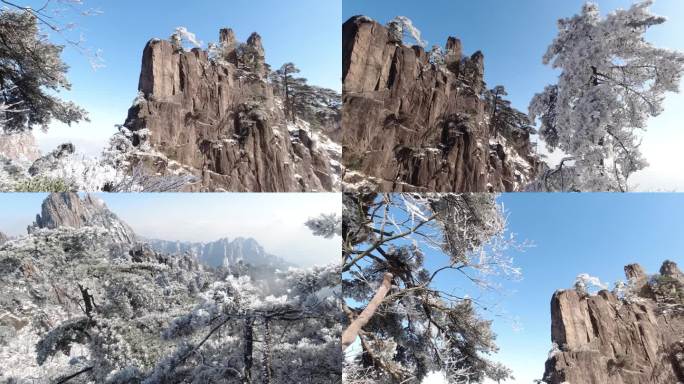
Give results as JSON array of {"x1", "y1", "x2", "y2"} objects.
[
  {"x1": 448, "y1": 193, "x2": 683, "y2": 383},
  {"x1": 343, "y1": 0, "x2": 684, "y2": 191},
  {"x1": 21, "y1": 0, "x2": 341, "y2": 155},
  {"x1": 494, "y1": 193, "x2": 684, "y2": 382},
  {"x1": 0, "y1": 193, "x2": 341, "y2": 266}
]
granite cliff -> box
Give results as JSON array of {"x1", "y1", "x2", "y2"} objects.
[
  {"x1": 342, "y1": 16, "x2": 540, "y2": 192},
  {"x1": 120, "y1": 28, "x2": 341, "y2": 192},
  {"x1": 543, "y1": 261, "x2": 684, "y2": 383},
  {"x1": 28, "y1": 192, "x2": 136, "y2": 244}
]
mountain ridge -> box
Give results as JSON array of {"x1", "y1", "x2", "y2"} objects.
[{"x1": 144, "y1": 236, "x2": 294, "y2": 269}]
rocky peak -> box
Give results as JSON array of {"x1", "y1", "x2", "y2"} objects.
[
  {"x1": 543, "y1": 261, "x2": 684, "y2": 383},
  {"x1": 29, "y1": 193, "x2": 136, "y2": 244},
  {"x1": 342, "y1": 15, "x2": 540, "y2": 192},
  {"x1": 0, "y1": 231, "x2": 8, "y2": 245},
  {"x1": 123, "y1": 27, "x2": 341, "y2": 191},
  {"x1": 444, "y1": 36, "x2": 462, "y2": 73},
  {"x1": 624, "y1": 262, "x2": 647, "y2": 280},
  {"x1": 661, "y1": 260, "x2": 683, "y2": 279},
  {"x1": 246, "y1": 33, "x2": 265, "y2": 58},
  {"x1": 219, "y1": 28, "x2": 238, "y2": 64}
]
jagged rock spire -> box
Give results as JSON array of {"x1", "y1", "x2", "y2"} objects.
[
  {"x1": 29, "y1": 193, "x2": 136, "y2": 244},
  {"x1": 444, "y1": 36, "x2": 462, "y2": 74},
  {"x1": 219, "y1": 27, "x2": 238, "y2": 64}
]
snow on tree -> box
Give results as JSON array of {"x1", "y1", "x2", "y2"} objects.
[
  {"x1": 386, "y1": 16, "x2": 427, "y2": 48},
  {"x1": 529, "y1": 0, "x2": 684, "y2": 191},
  {"x1": 305, "y1": 213, "x2": 342, "y2": 239},
  {"x1": 487, "y1": 362, "x2": 515, "y2": 384},
  {"x1": 145, "y1": 264, "x2": 342, "y2": 383},
  {"x1": 428, "y1": 45, "x2": 445, "y2": 67},
  {"x1": 0, "y1": 197, "x2": 342, "y2": 383},
  {"x1": 342, "y1": 193, "x2": 524, "y2": 383},
  {"x1": 574, "y1": 273, "x2": 608, "y2": 295},
  {"x1": 0, "y1": 0, "x2": 104, "y2": 69},
  {"x1": 170, "y1": 26, "x2": 203, "y2": 51},
  {"x1": 0, "y1": 10, "x2": 88, "y2": 133}
]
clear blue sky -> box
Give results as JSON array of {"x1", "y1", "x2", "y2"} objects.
[
  {"x1": 0, "y1": 193, "x2": 341, "y2": 267},
  {"x1": 22, "y1": 0, "x2": 341, "y2": 154},
  {"x1": 343, "y1": 0, "x2": 684, "y2": 191}
]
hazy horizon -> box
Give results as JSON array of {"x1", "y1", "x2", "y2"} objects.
[{"x1": 0, "y1": 193, "x2": 341, "y2": 267}]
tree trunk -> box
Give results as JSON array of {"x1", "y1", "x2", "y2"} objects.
[
  {"x1": 77, "y1": 283, "x2": 96, "y2": 318},
  {"x1": 243, "y1": 316, "x2": 254, "y2": 383},
  {"x1": 341, "y1": 273, "x2": 393, "y2": 350},
  {"x1": 284, "y1": 76, "x2": 291, "y2": 123},
  {"x1": 261, "y1": 318, "x2": 272, "y2": 384}
]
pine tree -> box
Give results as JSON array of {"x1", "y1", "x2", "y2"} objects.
[
  {"x1": 342, "y1": 193, "x2": 521, "y2": 383},
  {"x1": 0, "y1": 10, "x2": 88, "y2": 133},
  {"x1": 529, "y1": 0, "x2": 684, "y2": 191}
]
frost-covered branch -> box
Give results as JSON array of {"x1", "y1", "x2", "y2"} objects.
[
  {"x1": 386, "y1": 16, "x2": 427, "y2": 47},
  {"x1": 529, "y1": 0, "x2": 684, "y2": 191},
  {"x1": 305, "y1": 213, "x2": 342, "y2": 239},
  {"x1": 343, "y1": 193, "x2": 525, "y2": 383}
]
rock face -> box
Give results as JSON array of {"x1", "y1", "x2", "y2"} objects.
[
  {"x1": 123, "y1": 28, "x2": 341, "y2": 192},
  {"x1": 0, "y1": 232, "x2": 7, "y2": 245},
  {"x1": 0, "y1": 132, "x2": 41, "y2": 163},
  {"x1": 342, "y1": 16, "x2": 539, "y2": 192},
  {"x1": 543, "y1": 261, "x2": 684, "y2": 384},
  {"x1": 29, "y1": 193, "x2": 136, "y2": 244},
  {"x1": 146, "y1": 236, "x2": 291, "y2": 269}
]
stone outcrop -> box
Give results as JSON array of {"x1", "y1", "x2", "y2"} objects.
[
  {"x1": 0, "y1": 232, "x2": 7, "y2": 246},
  {"x1": 543, "y1": 261, "x2": 684, "y2": 383},
  {"x1": 342, "y1": 16, "x2": 540, "y2": 192},
  {"x1": 0, "y1": 132, "x2": 41, "y2": 162},
  {"x1": 29, "y1": 192, "x2": 136, "y2": 244},
  {"x1": 123, "y1": 28, "x2": 341, "y2": 192}
]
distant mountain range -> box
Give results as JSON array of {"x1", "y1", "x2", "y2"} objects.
[{"x1": 145, "y1": 237, "x2": 294, "y2": 269}]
